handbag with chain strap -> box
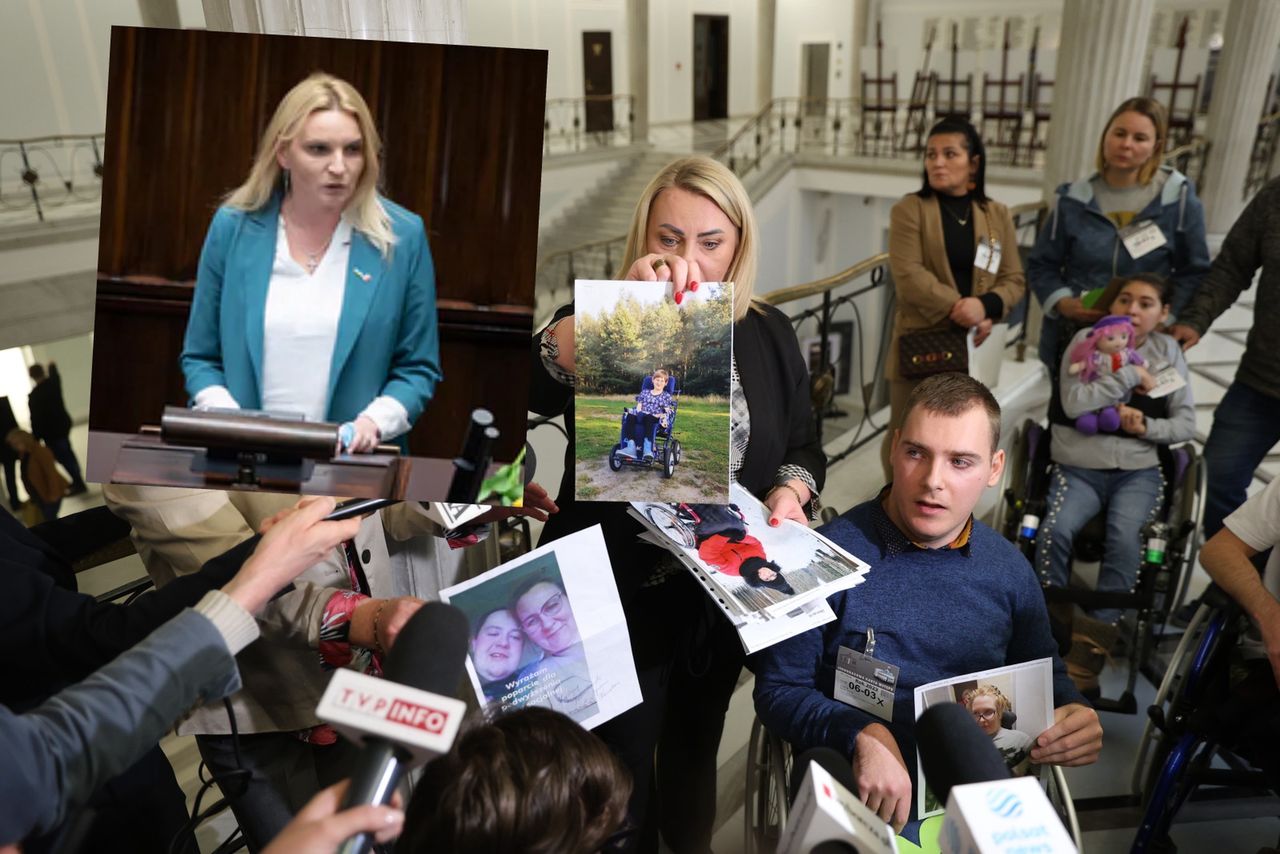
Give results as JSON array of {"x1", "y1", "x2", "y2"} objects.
[{"x1": 898, "y1": 325, "x2": 969, "y2": 379}]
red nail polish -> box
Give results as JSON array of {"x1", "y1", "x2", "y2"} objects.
[
  {"x1": 674, "y1": 292, "x2": 683, "y2": 305},
  {"x1": 690, "y1": 281, "x2": 699, "y2": 291},
  {"x1": 770, "y1": 518, "x2": 779, "y2": 527}
]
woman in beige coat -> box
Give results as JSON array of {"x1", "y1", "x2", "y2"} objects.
[{"x1": 884, "y1": 117, "x2": 1026, "y2": 479}]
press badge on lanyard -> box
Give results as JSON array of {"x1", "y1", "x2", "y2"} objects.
[
  {"x1": 973, "y1": 237, "x2": 1001, "y2": 274},
  {"x1": 1119, "y1": 220, "x2": 1167, "y2": 259},
  {"x1": 834, "y1": 628, "x2": 899, "y2": 722}
]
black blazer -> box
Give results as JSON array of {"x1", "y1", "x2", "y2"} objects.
[{"x1": 530, "y1": 302, "x2": 825, "y2": 611}]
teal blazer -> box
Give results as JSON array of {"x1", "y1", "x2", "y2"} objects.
[{"x1": 181, "y1": 194, "x2": 441, "y2": 438}]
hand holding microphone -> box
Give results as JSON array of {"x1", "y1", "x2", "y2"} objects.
[
  {"x1": 311, "y1": 601, "x2": 471, "y2": 854},
  {"x1": 261, "y1": 781, "x2": 403, "y2": 854}
]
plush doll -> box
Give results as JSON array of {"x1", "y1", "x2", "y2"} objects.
[{"x1": 1065, "y1": 314, "x2": 1146, "y2": 435}]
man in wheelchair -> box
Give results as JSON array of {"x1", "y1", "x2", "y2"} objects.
[
  {"x1": 753, "y1": 374, "x2": 1102, "y2": 837},
  {"x1": 1199, "y1": 477, "x2": 1280, "y2": 772}
]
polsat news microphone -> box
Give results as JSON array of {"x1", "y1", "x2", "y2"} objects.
[
  {"x1": 313, "y1": 601, "x2": 470, "y2": 854},
  {"x1": 777, "y1": 747, "x2": 899, "y2": 854},
  {"x1": 917, "y1": 702, "x2": 1077, "y2": 853}
]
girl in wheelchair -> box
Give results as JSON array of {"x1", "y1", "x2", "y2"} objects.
[
  {"x1": 1035, "y1": 273, "x2": 1195, "y2": 693},
  {"x1": 620, "y1": 368, "x2": 675, "y2": 462}
]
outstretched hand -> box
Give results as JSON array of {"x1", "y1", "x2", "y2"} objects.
[
  {"x1": 471, "y1": 482, "x2": 559, "y2": 525},
  {"x1": 224, "y1": 496, "x2": 361, "y2": 614},
  {"x1": 1030, "y1": 703, "x2": 1102, "y2": 766}
]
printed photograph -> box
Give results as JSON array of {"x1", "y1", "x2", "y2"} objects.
[
  {"x1": 440, "y1": 525, "x2": 641, "y2": 731},
  {"x1": 913, "y1": 658, "x2": 1054, "y2": 817},
  {"x1": 573, "y1": 279, "x2": 732, "y2": 503},
  {"x1": 632, "y1": 482, "x2": 870, "y2": 617}
]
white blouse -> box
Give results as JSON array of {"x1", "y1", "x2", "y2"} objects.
[{"x1": 260, "y1": 216, "x2": 351, "y2": 422}]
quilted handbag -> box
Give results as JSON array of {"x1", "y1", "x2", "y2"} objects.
[{"x1": 898, "y1": 325, "x2": 969, "y2": 379}]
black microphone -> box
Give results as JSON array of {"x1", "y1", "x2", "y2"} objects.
[
  {"x1": 336, "y1": 602, "x2": 470, "y2": 854},
  {"x1": 915, "y1": 702, "x2": 1011, "y2": 806}
]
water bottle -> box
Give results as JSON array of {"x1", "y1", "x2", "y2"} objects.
[{"x1": 1142, "y1": 520, "x2": 1169, "y2": 567}]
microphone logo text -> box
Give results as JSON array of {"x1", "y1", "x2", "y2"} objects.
[{"x1": 337, "y1": 688, "x2": 450, "y2": 735}]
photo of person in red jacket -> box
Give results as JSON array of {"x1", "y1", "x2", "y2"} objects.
[{"x1": 678, "y1": 502, "x2": 795, "y2": 595}]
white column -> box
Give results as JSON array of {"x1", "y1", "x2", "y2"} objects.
[
  {"x1": 628, "y1": 0, "x2": 649, "y2": 140},
  {"x1": 137, "y1": 0, "x2": 181, "y2": 28},
  {"x1": 1041, "y1": 0, "x2": 1156, "y2": 194},
  {"x1": 201, "y1": 0, "x2": 467, "y2": 43},
  {"x1": 1200, "y1": 0, "x2": 1280, "y2": 232},
  {"x1": 757, "y1": 0, "x2": 775, "y2": 108}
]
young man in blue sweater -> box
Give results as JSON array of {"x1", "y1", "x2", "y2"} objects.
[{"x1": 753, "y1": 373, "x2": 1102, "y2": 836}]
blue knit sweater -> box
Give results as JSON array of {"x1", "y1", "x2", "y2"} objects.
[{"x1": 752, "y1": 497, "x2": 1082, "y2": 822}]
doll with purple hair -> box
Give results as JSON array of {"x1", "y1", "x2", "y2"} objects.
[{"x1": 1066, "y1": 315, "x2": 1145, "y2": 435}]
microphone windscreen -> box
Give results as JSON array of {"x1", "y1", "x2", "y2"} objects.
[
  {"x1": 789, "y1": 747, "x2": 859, "y2": 807},
  {"x1": 915, "y1": 702, "x2": 1011, "y2": 806},
  {"x1": 382, "y1": 601, "x2": 471, "y2": 696}
]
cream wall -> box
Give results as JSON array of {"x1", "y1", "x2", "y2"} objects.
[
  {"x1": 648, "y1": 0, "x2": 758, "y2": 123},
  {"x1": 468, "y1": 0, "x2": 629, "y2": 103},
  {"x1": 772, "y1": 0, "x2": 855, "y2": 103}
]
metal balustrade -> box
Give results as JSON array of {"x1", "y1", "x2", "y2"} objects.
[
  {"x1": 543, "y1": 95, "x2": 636, "y2": 156},
  {"x1": 0, "y1": 133, "x2": 105, "y2": 222}
]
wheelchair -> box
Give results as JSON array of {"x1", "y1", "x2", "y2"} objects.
[
  {"x1": 1000, "y1": 417, "x2": 1207, "y2": 714},
  {"x1": 1129, "y1": 587, "x2": 1280, "y2": 852},
  {"x1": 608, "y1": 373, "x2": 683, "y2": 479},
  {"x1": 742, "y1": 715, "x2": 1083, "y2": 853}
]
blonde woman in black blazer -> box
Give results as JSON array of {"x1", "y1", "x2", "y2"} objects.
[{"x1": 531, "y1": 156, "x2": 825, "y2": 853}]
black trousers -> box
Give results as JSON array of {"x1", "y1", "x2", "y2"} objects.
[{"x1": 593, "y1": 572, "x2": 745, "y2": 854}]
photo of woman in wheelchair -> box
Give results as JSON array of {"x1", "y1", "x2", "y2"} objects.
[
  {"x1": 612, "y1": 367, "x2": 681, "y2": 475},
  {"x1": 1033, "y1": 273, "x2": 1196, "y2": 695}
]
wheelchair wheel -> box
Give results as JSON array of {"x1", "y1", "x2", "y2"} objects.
[
  {"x1": 744, "y1": 717, "x2": 791, "y2": 854},
  {"x1": 673, "y1": 439, "x2": 682, "y2": 464},
  {"x1": 609, "y1": 443, "x2": 623, "y2": 472},
  {"x1": 663, "y1": 444, "x2": 676, "y2": 479},
  {"x1": 644, "y1": 504, "x2": 696, "y2": 547}
]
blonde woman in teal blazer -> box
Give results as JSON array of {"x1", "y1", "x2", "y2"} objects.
[{"x1": 181, "y1": 73, "x2": 440, "y2": 453}]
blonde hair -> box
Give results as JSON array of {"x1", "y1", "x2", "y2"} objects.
[
  {"x1": 617, "y1": 156, "x2": 759, "y2": 321},
  {"x1": 962, "y1": 684, "x2": 1011, "y2": 715},
  {"x1": 653, "y1": 368, "x2": 669, "y2": 380},
  {"x1": 225, "y1": 72, "x2": 395, "y2": 255},
  {"x1": 1095, "y1": 97, "x2": 1168, "y2": 185}
]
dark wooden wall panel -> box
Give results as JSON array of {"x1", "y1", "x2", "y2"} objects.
[
  {"x1": 91, "y1": 279, "x2": 529, "y2": 461},
  {"x1": 92, "y1": 27, "x2": 545, "y2": 463}
]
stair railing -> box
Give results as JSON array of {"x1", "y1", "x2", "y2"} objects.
[{"x1": 0, "y1": 132, "x2": 106, "y2": 222}]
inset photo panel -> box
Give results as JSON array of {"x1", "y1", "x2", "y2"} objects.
[
  {"x1": 87, "y1": 26, "x2": 546, "y2": 502},
  {"x1": 572, "y1": 279, "x2": 732, "y2": 503}
]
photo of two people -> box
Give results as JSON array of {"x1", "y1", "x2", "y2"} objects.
[
  {"x1": 463, "y1": 559, "x2": 596, "y2": 720},
  {"x1": 573, "y1": 280, "x2": 732, "y2": 504},
  {"x1": 441, "y1": 525, "x2": 641, "y2": 731}
]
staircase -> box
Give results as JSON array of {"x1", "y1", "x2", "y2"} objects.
[
  {"x1": 535, "y1": 149, "x2": 682, "y2": 322},
  {"x1": 538, "y1": 148, "x2": 682, "y2": 258}
]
